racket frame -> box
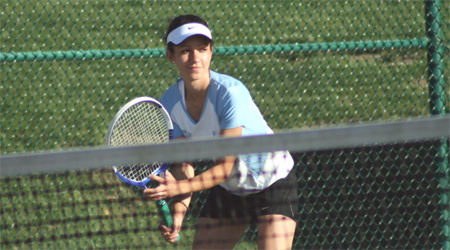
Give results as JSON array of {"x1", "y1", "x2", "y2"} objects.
[
  {"x1": 113, "y1": 163, "x2": 169, "y2": 188},
  {"x1": 106, "y1": 96, "x2": 174, "y2": 143},
  {"x1": 106, "y1": 96, "x2": 178, "y2": 240},
  {"x1": 106, "y1": 96, "x2": 174, "y2": 186}
]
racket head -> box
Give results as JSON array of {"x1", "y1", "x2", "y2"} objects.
[{"x1": 106, "y1": 96, "x2": 173, "y2": 187}]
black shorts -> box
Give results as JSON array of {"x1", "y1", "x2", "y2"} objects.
[{"x1": 199, "y1": 170, "x2": 299, "y2": 221}]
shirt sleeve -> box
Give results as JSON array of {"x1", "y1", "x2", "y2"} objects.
[
  {"x1": 218, "y1": 84, "x2": 252, "y2": 129},
  {"x1": 159, "y1": 86, "x2": 184, "y2": 139}
]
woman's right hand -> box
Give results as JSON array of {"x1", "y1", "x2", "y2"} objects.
[
  {"x1": 160, "y1": 200, "x2": 187, "y2": 243},
  {"x1": 159, "y1": 224, "x2": 180, "y2": 243}
]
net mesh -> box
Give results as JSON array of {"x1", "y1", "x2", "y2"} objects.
[
  {"x1": 108, "y1": 99, "x2": 169, "y2": 183},
  {"x1": 1, "y1": 119, "x2": 449, "y2": 249}
]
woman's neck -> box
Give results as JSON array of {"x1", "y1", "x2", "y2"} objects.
[
  {"x1": 184, "y1": 83, "x2": 208, "y2": 122},
  {"x1": 183, "y1": 71, "x2": 210, "y2": 98}
]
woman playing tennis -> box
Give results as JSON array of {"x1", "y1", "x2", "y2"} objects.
[{"x1": 144, "y1": 14, "x2": 298, "y2": 249}]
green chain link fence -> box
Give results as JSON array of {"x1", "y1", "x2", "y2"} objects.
[{"x1": 1, "y1": 0, "x2": 449, "y2": 249}]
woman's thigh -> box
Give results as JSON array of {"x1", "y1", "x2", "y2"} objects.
[
  {"x1": 193, "y1": 217, "x2": 250, "y2": 250},
  {"x1": 257, "y1": 214, "x2": 297, "y2": 250}
]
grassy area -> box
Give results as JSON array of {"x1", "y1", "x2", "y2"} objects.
[
  {"x1": 1, "y1": 49, "x2": 438, "y2": 152},
  {"x1": 1, "y1": 170, "x2": 188, "y2": 249},
  {"x1": 2, "y1": 0, "x2": 447, "y2": 153}
]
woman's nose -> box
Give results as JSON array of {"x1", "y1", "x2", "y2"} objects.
[{"x1": 190, "y1": 50, "x2": 200, "y2": 62}]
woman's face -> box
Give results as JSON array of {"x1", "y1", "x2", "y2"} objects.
[{"x1": 167, "y1": 35, "x2": 213, "y2": 84}]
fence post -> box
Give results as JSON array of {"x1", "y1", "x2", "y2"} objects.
[{"x1": 424, "y1": 0, "x2": 449, "y2": 249}]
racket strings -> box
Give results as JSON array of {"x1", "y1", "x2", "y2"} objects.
[
  {"x1": 118, "y1": 163, "x2": 161, "y2": 182},
  {"x1": 111, "y1": 104, "x2": 168, "y2": 145},
  {"x1": 110, "y1": 102, "x2": 170, "y2": 182}
]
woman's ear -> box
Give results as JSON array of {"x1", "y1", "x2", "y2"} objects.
[{"x1": 166, "y1": 50, "x2": 175, "y2": 64}]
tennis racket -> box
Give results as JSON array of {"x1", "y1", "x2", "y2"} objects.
[{"x1": 106, "y1": 96, "x2": 176, "y2": 238}]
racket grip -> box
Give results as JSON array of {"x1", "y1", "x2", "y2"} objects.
[
  {"x1": 156, "y1": 200, "x2": 173, "y2": 227},
  {"x1": 156, "y1": 200, "x2": 181, "y2": 242}
]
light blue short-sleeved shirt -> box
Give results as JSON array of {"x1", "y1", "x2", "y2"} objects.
[{"x1": 160, "y1": 70, "x2": 293, "y2": 195}]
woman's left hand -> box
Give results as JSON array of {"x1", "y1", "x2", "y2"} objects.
[{"x1": 143, "y1": 171, "x2": 177, "y2": 200}]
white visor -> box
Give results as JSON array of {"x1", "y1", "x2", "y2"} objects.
[{"x1": 167, "y1": 23, "x2": 212, "y2": 45}]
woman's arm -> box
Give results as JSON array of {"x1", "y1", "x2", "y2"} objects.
[
  {"x1": 144, "y1": 126, "x2": 242, "y2": 200},
  {"x1": 159, "y1": 162, "x2": 194, "y2": 243}
]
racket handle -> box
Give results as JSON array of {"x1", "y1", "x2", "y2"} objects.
[
  {"x1": 156, "y1": 199, "x2": 181, "y2": 242},
  {"x1": 156, "y1": 199, "x2": 173, "y2": 226}
]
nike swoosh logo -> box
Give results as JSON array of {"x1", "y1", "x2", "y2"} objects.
[{"x1": 188, "y1": 26, "x2": 195, "y2": 30}]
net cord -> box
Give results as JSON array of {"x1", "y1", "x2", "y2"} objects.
[{"x1": 1, "y1": 116, "x2": 449, "y2": 177}]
